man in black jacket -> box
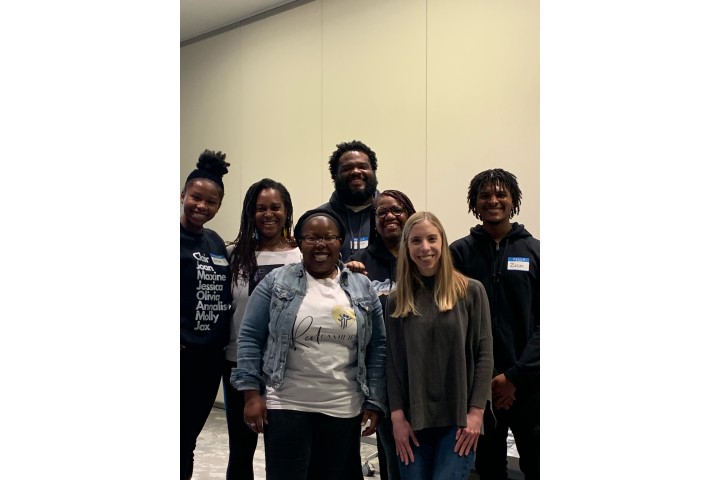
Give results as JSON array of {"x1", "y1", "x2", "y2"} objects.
[
  {"x1": 319, "y1": 140, "x2": 379, "y2": 261},
  {"x1": 450, "y1": 169, "x2": 539, "y2": 480}
]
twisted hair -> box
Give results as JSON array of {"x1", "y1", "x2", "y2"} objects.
[
  {"x1": 467, "y1": 168, "x2": 522, "y2": 219},
  {"x1": 327, "y1": 140, "x2": 378, "y2": 178},
  {"x1": 183, "y1": 149, "x2": 231, "y2": 197},
  {"x1": 392, "y1": 212, "x2": 468, "y2": 317},
  {"x1": 229, "y1": 179, "x2": 295, "y2": 286}
]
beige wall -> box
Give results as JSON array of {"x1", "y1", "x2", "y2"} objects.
[{"x1": 181, "y1": 0, "x2": 539, "y2": 245}]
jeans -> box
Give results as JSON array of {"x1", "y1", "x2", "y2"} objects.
[
  {"x1": 222, "y1": 360, "x2": 259, "y2": 480},
  {"x1": 180, "y1": 346, "x2": 224, "y2": 480},
  {"x1": 397, "y1": 426, "x2": 475, "y2": 480},
  {"x1": 264, "y1": 409, "x2": 363, "y2": 480},
  {"x1": 475, "y1": 391, "x2": 540, "y2": 480}
]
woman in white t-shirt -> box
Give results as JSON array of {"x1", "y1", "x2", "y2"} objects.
[
  {"x1": 223, "y1": 178, "x2": 302, "y2": 480},
  {"x1": 231, "y1": 208, "x2": 387, "y2": 480}
]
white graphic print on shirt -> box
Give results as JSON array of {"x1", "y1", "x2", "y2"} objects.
[
  {"x1": 266, "y1": 270, "x2": 363, "y2": 417},
  {"x1": 194, "y1": 252, "x2": 231, "y2": 331}
]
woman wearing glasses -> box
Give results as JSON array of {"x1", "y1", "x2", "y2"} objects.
[
  {"x1": 346, "y1": 190, "x2": 416, "y2": 480},
  {"x1": 231, "y1": 208, "x2": 387, "y2": 480}
]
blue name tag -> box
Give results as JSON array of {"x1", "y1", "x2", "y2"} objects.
[
  {"x1": 353, "y1": 236, "x2": 369, "y2": 250},
  {"x1": 507, "y1": 257, "x2": 530, "y2": 271},
  {"x1": 210, "y1": 253, "x2": 229, "y2": 266}
]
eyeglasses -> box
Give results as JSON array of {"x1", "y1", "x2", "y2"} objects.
[
  {"x1": 301, "y1": 235, "x2": 341, "y2": 244},
  {"x1": 375, "y1": 205, "x2": 406, "y2": 218}
]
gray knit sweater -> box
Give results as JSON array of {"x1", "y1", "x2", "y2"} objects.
[{"x1": 386, "y1": 277, "x2": 493, "y2": 430}]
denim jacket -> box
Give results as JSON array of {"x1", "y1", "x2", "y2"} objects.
[{"x1": 230, "y1": 261, "x2": 388, "y2": 416}]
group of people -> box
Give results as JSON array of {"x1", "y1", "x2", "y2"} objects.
[{"x1": 180, "y1": 140, "x2": 540, "y2": 480}]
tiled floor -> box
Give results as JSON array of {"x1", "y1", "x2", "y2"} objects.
[
  {"x1": 191, "y1": 406, "x2": 383, "y2": 479},
  {"x1": 192, "y1": 405, "x2": 523, "y2": 480}
]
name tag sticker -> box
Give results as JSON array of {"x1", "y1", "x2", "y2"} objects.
[
  {"x1": 210, "y1": 254, "x2": 229, "y2": 266},
  {"x1": 354, "y1": 236, "x2": 369, "y2": 250},
  {"x1": 507, "y1": 257, "x2": 530, "y2": 271}
]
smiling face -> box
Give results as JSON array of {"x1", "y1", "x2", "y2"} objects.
[
  {"x1": 375, "y1": 195, "x2": 408, "y2": 245},
  {"x1": 300, "y1": 215, "x2": 342, "y2": 279},
  {"x1": 476, "y1": 182, "x2": 514, "y2": 226},
  {"x1": 407, "y1": 220, "x2": 442, "y2": 276},
  {"x1": 180, "y1": 179, "x2": 222, "y2": 233},
  {"x1": 254, "y1": 188, "x2": 286, "y2": 242},
  {"x1": 334, "y1": 151, "x2": 378, "y2": 206}
]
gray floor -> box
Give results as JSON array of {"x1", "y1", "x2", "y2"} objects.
[
  {"x1": 192, "y1": 405, "x2": 523, "y2": 480},
  {"x1": 192, "y1": 406, "x2": 382, "y2": 479}
]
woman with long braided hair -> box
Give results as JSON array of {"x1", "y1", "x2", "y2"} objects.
[{"x1": 223, "y1": 178, "x2": 301, "y2": 479}]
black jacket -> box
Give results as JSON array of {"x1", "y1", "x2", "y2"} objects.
[
  {"x1": 450, "y1": 223, "x2": 539, "y2": 392},
  {"x1": 348, "y1": 240, "x2": 397, "y2": 323}
]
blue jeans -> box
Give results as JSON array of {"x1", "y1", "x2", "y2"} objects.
[
  {"x1": 397, "y1": 426, "x2": 475, "y2": 480},
  {"x1": 264, "y1": 409, "x2": 363, "y2": 480}
]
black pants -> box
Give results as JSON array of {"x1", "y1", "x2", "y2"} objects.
[
  {"x1": 180, "y1": 346, "x2": 224, "y2": 480},
  {"x1": 377, "y1": 415, "x2": 401, "y2": 480},
  {"x1": 475, "y1": 391, "x2": 540, "y2": 480},
  {"x1": 264, "y1": 409, "x2": 363, "y2": 480},
  {"x1": 222, "y1": 360, "x2": 259, "y2": 480}
]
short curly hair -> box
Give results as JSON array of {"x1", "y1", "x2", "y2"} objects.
[
  {"x1": 467, "y1": 169, "x2": 522, "y2": 219},
  {"x1": 327, "y1": 140, "x2": 378, "y2": 179}
]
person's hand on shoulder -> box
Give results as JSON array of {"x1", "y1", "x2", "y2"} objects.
[{"x1": 345, "y1": 261, "x2": 368, "y2": 275}]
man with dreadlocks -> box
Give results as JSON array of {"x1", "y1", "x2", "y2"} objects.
[{"x1": 449, "y1": 169, "x2": 539, "y2": 480}]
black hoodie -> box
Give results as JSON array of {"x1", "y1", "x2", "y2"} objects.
[
  {"x1": 450, "y1": 223, "x2": 539, "y2": 392},
  {"x1": 319, "y1": 191, "x2": 379, "y2": 261}
]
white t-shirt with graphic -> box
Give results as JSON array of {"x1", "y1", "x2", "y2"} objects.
[
  {"x1": 225, "y1": 247, "x2": 302, "y2": 362},
  {"x1": 266, "y1": 269, "x2": 363, "y2": 418}
]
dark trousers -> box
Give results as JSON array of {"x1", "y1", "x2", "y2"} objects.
[
  {"x1": 180, "y1": 346, "x2": 224, "y2": 480},
  {"x1": 475, "y1": 392, "x2": 540, "y2": 480},
  {"x1": 264, "y1": 409, "x2": 363, "y2": 480},
  {"x1": 344, "y1": 445, "x2": 364, "y2": 480},
  {"x1": 377, "y1": 416, "x2": 401, "y2": 480},
  {"x1": 222, "y1": 360, "x2": 259, "y2": 480}
]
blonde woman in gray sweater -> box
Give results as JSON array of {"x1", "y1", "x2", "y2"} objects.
[{"x1": 386, "y1": 211, "x2": 493, "y2": 480}]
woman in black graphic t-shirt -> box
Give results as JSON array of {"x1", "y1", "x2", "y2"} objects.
[{"x1": 180, "y1": 149, "x2": 233, "y2": 480}]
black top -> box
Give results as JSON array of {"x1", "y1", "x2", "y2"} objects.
[
  {"x1": 348, "y1": 239, "x2": 397, "y2": 323},
  {"x1": 319, "y1": 191, "x2": 378, "y2": 261},
  {"x1": 180, "y1": 225, "x2": 233, "y2": 349},
  {"x1": 450, "y1": 222, "x2": 540, "y2": 392}
]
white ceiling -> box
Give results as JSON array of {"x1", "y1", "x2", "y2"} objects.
[{"x1": 180, "y1": 0, "x2": 299, "y2": 44}]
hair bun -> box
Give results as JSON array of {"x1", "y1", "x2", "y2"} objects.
[
  {"x1": 197, "y1": 149, "x2": 230, "y2": 178},
  {"x1": 185, "y1": 149, "x2": 231, "y2": 192}
]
